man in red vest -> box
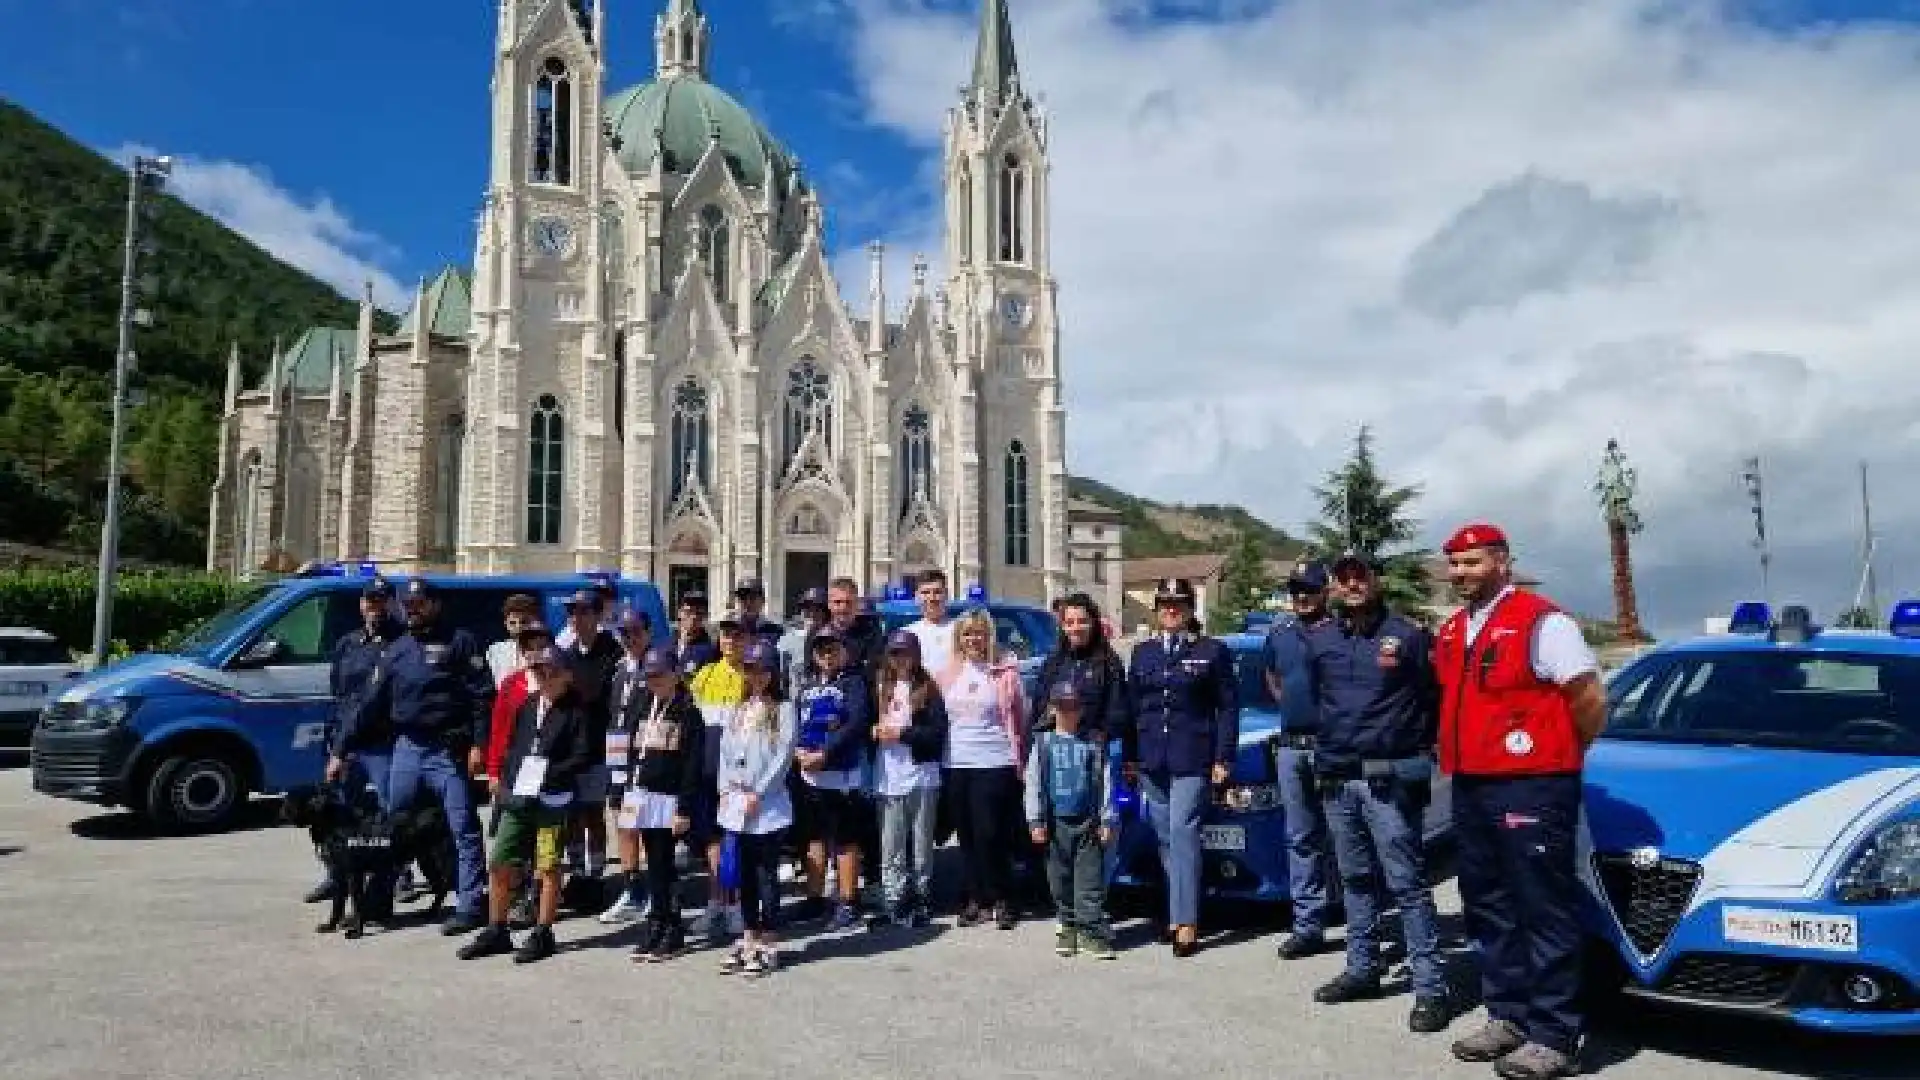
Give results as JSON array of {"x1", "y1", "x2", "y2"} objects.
[{"x1": 1433, "y1": 524, "x2": 1606, "y2": 1080}]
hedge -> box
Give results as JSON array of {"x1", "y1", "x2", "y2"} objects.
[{"x1": 0, "y1": 567, "x2": 243, "y2": 655}]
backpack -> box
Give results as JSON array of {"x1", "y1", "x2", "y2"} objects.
[{"x1": 1042, "y1": 731, "x2": 1098, "y2": 819}]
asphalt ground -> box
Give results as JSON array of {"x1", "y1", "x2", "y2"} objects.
[{"x1": 0, "y1": 763, "x2": 1915, "y2": 1080}]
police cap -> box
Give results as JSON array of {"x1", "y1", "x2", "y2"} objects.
[
  {"x1": 361, "y1": 577, "x2": 394, "y2": 601},
  {"x1": 1153, "y1": 577, "x2": 1197, "y2": 607},
  {"x1": 404, "y1": 579, "x2": 438, "y2": 601}
]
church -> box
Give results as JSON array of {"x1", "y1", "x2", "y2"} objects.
[{"x1": 205, "y1": 0, "x2": 1073, "y2": 614}]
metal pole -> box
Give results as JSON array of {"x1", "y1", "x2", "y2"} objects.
[
  {"x1": 90, "y1": 162, "x2": 145, "y2": 664},
  {"x1": 1862, "y1": 461, "x2": 1879, "y2": 624}
]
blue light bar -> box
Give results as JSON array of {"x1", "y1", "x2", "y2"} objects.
[
  {"x1": 1890, "y1": 601, "x2": 1920, "y2": 638},
  {"x1": 965, "y1": 583, "x2": 987, "y2": 603},
  {"x1": 885, "y1": 585, "x2": 910, "y2": 602},
  {"x1": 1728, "y1": 602, "x2": 1772, "y2": 634}
]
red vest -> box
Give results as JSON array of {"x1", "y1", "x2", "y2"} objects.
[{"x1": 1435, "y1": 589, "x2": 1581, "y2": 777}]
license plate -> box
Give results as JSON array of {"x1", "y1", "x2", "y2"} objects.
[
  {"x1": 0, "y1": 682, "x2": 48, "y2": 697},
  {"x1": 1201, "y1": 825, "x2": 1245, "y2": 851},
  {"x1": 1722, "y1": 906, "x2": 1858, "y2": 953}
]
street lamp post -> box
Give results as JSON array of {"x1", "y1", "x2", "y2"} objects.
[{"x1": 90, "y1": 153, "x2": 170, "y2": 665}]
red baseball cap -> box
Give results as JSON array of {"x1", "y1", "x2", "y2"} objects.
[{"x1": 1443, "y1": 523, "x2": 1508, "y2": 554}]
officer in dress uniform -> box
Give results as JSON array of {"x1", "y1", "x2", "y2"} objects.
[
  {"x1": 305, "y1": 577, "x2": 402, "y2": 904},
  {"x1": 329, "y1": 578, "x2": 494, "y2": 935},
  {"x1": 1434, "y1": 524, "x2": 1606, "y2": 1080},
  {"x1": 1122, "y1": 577, "x2": 1238, "y2": 957},
  {"x1": 1301, "y1": 554, "x2": 1452, "y2": 1034}
]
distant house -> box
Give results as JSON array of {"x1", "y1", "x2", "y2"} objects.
[
  {"x1": 1120, "y1": 553, "x2": 1228, "y2": 635},
  {"x1": 1066, "y1": 499, "x2": 1125, "y2": 622}
]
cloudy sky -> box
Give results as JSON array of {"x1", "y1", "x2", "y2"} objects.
[{"x1": 7, "y1": 0, "x2": 1920, "y2": 635}]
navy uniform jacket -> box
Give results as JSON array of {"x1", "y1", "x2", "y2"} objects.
[
  {"x1": 326, "y1": 618, "x2": 402, "y2": 755},
  {"x1": 1124, "y1": 632, "x2": 1239, "y2": 778},
  {"x1": 341, "y1": 621, "x2": 494, "y2": 752},
  {"x1": 674, "y1": 631, "x2": 720, "y2": 678},
  {"x1": 1303, "y1": 607, "x2": 1438, "y2": 767}
]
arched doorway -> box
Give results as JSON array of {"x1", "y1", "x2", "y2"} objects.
[
  {"x1": 780, "y1": 502, "x2": 834, "y2": 616},
  {"x1": 664, "y1": 527, "x2": 712, "y2": 613}
]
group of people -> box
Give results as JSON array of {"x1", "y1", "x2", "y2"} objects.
[{"x1": 313, "y1": 522, "x2": 1606, "y2": 1080}]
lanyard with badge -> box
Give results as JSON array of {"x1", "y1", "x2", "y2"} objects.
[
  {"x1": 511, "y1": 700, "x2": 557, "y2": 798},
  {"x1": 619, "y1": 696, "x2": 676, "y2": 831},
  {"x1": 606, "y1": 666, "x2": 637, "y2": 778}
]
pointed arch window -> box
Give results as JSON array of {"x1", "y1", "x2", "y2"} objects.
[
  {"x1": 527, "y1": 394, "x2": 564, "y2": 545},
  {"x1": 997, "y1": 153, "x2": 1026, "y2": 263},
  {"x1": 783, "y1": 359, "x2": 831, "y2": 468},
  {"x1": 899, "y1": 403, "x2": 932, "y2": 519},
  {"x1": 669, "y1": 378, "x2": 711, "y2": 503},
  {"x1": 1004, "y1": 439, "x2": 1031, "y2": 566},
  {"x1": 700, "y1": 205, "x2": 730, "y2": 304},
  {"x1": 957, "y1": 162, "x2": 973, "y2": 262},
  {"x1": 531, "y1": 57, "x2": 573, "y2": 186},
  {"x1": 434, "y1": 414, "x2": 464, "y2": 553}
]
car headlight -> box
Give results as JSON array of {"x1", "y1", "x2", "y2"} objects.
[
  {"x1": 1219, "y1": 784, "x2": 1283, "y2": 814},
  {"x1": 1836, "y1": 817, "x2": 1920, "y2": 904},
  {"x1": 40, "y1": 697, "x2": 139, "y2": 731}
]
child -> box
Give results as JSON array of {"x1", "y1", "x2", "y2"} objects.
[
  {"x1": 480, "y1": 623, "x2": 552, "y2": 929},
  {"x1": 715, "y1": 640, "x2": 797, "y2": 975},
  {"x1": 793, "y1": 626, "x2": 873, "y2": 932},
  {"x1": 599, "y1": 608, "x2": 654, "y2": 925},
  {"x1": 1023, "y1": 681, "x2": 1117, "y2": 959},
  {"x1": 688, "y1": 619, "x2": 749, "y2": 945},
  {"x1": 458, "y1": 646, "x2": 593, "y2": 964},
  {"x1": 873, "y1": 630, "x2": 949, "y2": 929},
  {"x1": 622, "y1": 645, "x2": 705, "y2": 962}
]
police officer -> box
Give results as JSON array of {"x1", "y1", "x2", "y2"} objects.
[
  {"x1": 306, "y1": 577, "x2": 403, "y2": 904},
  {"x1": 1122, "y1": 577, "x2": 1238, "y2": 958},
  {"x1": 1435, "y1": 525, "x2": 1604, "y2": 1080},
  {"x1": 329, "y1": 578, "x2": 493, "y2": 935},
  {"x1": 1302, "y1": 554, "x2": 1451, "y2": 1033},
  {"x1": 1261, "y1": 561, "x2": 1337, "y2": 959}
]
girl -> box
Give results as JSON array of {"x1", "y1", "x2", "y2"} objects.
[
  {"x1": 599, "y1": 609, "x2": 653, "y2": 925},
  {"x1": 944, "y1": 609, "x2": 1028, "y2": 930},
  {"x1": 872, "y1": 630, "x2": 949, "y2": 927},
  {"x1": 715, "y1": 640, "x2": 797, "y2": 975},
  {"x1": 622, "y1": 645, "x2": 705, "y2": 963}
]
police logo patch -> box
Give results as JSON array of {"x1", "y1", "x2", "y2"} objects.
[{"x1": 1504, "y1": 729, "x2": 1533, "y2": 756}]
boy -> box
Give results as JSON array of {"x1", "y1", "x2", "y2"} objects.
[
  {"x1": 1024, "y1": 681, "x2": 1117, "y2": 959},
  {"x1": 794, "y1": 626, "x2": 873, "y2": 931},
  {"x1": 458, "y1": 646, "x2": 593, "y2": 964}
]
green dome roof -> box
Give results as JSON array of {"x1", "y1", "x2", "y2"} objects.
[
  {"x1": 397, "y1": 266, "x2": 472, "y2": 338},
  {"x1": 605, "y1": 75, "x2": 796, "y2": 190}
]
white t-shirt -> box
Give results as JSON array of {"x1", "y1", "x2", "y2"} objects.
[
  {"x1": 876, "y1": 681, "x2": 942, "y2": 797},
  {"x1": 907, "y1": 619, "x2": 957, "y2": 683},
  {"x1": 1466, "y1": 588, "x2": 1600, "y2": 685},
  {"x1": 945, "y1": 661, "x2": 1017, "y2": 770},
  {"x1": 485, "y1": 639, "x2": 521, "y2": 689}
]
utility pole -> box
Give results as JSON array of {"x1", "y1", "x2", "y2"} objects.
[
  {"x1": 91, "y1": 153, "x2": 171, "y2": 665},
  {"x1": 1861, "y1": 461, "x2": 1879, "y2": 625},
  {"x1": 1740, "y1": 456, "x2": 1771, "y2": 606}
]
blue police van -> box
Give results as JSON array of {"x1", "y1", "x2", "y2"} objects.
[
  {"x1": 29, "y1": 565, "x2": 667, "y2": 833},
  {"x1": 1585, "y1": 601, "x2": 1920, "y2": 1033},
  {"x1": 869, "y1": 584, "x2": 1060, "y2": 666}
]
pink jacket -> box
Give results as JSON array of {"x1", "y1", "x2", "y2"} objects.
[{"x1": 936, "y1": 653, "x2": 1028, "y2": 772}]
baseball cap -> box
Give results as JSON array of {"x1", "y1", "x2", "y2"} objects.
[
  {"x1": 524, "y1": 646, "x2": 562, "y2": 670},
  {"x1": 885, "y1": 629, "x2": 920, "y2": 657},
  {"x1": 641, "y1": 646, "x2": 679, "y2": 677},
  {"x1": 563, "y1": 588, "x2": 599, "y2": 609},
  {"x1": 734, "y1": 577, "x2": 765, "y2": 597},
  {"x1": 1444, "y1": 523, "x2": 1509, "y2": 554},
  {"x1": 1050, "y1": 681, "x2": 1083, "y2": 709},
  {"x1": 742, "y1": 640, "x2": 779, "y2": 670},
  {"x1": 361, "y1": 577, "x2": 393, "y2": 601},
  {"x1": 615, "y1": 608, "x2": 650, "y2": 636},
  {"x1": 810, "y1": 624, "x2": 845, "y2": 649},
  {"x1": 404, "y1": 579, "x2": 438, "y2": 601},
  {"x1": 796, "y1": 586, "x2": 828, "y2": 610},
  {"x1": 677, "y1": 589, "x2": 708, "y2": 611},
  {"x1": 1287, "y1": 562, "x2": 1330, "y2": 592},
  {"x1": 1330, "y1": 552, "x2": 1381, "y2": 579}
]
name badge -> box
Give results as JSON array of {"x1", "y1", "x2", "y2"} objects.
[
  {"x1": 606, "y1": 730, "x2": 630, "y2": 760},
  {"x1": 424, "y1": 643, "x2": 449, "y2": 664},
  {"x1": 512, "y1": 755, "x2": 549, "y2": 798}
]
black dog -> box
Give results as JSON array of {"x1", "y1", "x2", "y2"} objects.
[{"x1": 282, "y1": 784, "x2": 458, "y2": 938}]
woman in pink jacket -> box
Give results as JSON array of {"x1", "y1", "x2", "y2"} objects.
[{"x1": 943, "y1": 608, "x2": 1029, "y2": 929}]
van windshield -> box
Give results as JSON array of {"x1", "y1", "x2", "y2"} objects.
[{"x1": 174, "y1": 582, "x2": 284, "y2": 657}]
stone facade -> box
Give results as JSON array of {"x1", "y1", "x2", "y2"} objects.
[
  {"x1": 1066, "y1": 498, "x2": 1124, "y2": 624},
  {"x1": 207, "y1": 0, "x2": 1086, "y2": 614}
]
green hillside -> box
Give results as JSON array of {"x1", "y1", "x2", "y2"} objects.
[
  {"x1": 1069, "y1": 474, "x2": 1302, "y2": 561},
  {"x1": 0, "y1": 98, "x2": 387, "y2": 564}
]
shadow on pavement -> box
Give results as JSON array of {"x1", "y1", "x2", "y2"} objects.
[
  {"x1": 1585, "y1": 997, "x2": 1920, "y2": 1078},
  {"x1": 0, "y1": 844, "x2": 20, "y2": 857},
  {"x1": 68, "y1": 797, "x2": 286, "y2": 840}
]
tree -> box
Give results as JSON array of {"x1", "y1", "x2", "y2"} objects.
[
  {"x1": 1306, "y1": 425, "x2": 1431, "y2": 613},
  {"x1": 1210, "y1": 530, "x2": 1276, "y2": 634},
  {"x1": 1834, "y1": 605, "x2": 1876, "y2": 630}
]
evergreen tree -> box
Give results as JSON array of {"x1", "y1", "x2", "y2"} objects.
[
  {"x1": 1210, "y1": 530, "x2": 1276, "y2": 634},
  {"x1": 1306, "y1": 425, "x2": 1431, "y2": 613}
]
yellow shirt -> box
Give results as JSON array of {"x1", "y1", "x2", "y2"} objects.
[{"x1": 689, "y1": 661, "x2": 747, "y2": 708}]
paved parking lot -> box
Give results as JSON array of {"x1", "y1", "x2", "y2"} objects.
[{"x1": 0, "y1": 764, "x2": 1914, "y2": 1080}]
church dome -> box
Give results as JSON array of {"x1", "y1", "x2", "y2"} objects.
[{"x1": 605, "y1": 75, "x2": 797, "y2": 191}]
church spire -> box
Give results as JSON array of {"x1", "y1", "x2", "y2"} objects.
[
  {"x1": 657, "y1": 0, "x2": 710, "y2": 80},
  {"x1": 970, "y1": 0, "x2": 1019, "y2": 105}
]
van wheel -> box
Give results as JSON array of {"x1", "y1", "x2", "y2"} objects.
[{"x1": 144, "y1": 752, "x2": 247, "y2": 834}]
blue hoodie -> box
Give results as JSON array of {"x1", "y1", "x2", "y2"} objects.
[{"x1": 795, "y1": 667, "x2": 873, "y2": 777}]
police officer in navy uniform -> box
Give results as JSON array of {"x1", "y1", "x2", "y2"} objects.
[
  {"x1": 306, "y1": 577, "x2": 403, "y2": 904},
  {"x1": 1434, "y1": 525, "x2": 1604, "y2": 1080},
  {"x1": 1122, "y1": 577, "x2": 1238, "y2": 957},
  {"x1": 1261, "y1": 561, "x2": 1337, "y2": 958},
  {"x1": 328, "y1": 578, "x2": 493, "y2": 935},
  {"x1": 1302, "y1": 554, "x2": 1452, "y2": 1033}
]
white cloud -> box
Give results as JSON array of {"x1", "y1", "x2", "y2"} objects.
[
  {"x1": 113, "y1": 144, "x2": 407, "y2": 310},
  {"x1": 835, "y1": 0, "x2": 1920, "y2": 636}
]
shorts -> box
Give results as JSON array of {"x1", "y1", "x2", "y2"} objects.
[
  {"x1": 489, "y1": 801, "x2": 569, "y2": 872},
  {"x1": 575, "y1": 764, "x2": 611, "y2": 805},
  {"x1": 801, "y1": 785, "x2": 866, "y2": 850}
]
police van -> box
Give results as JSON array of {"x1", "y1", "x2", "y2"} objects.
[
  {"x1": 29, "y1": 565, "x2": 667, "y2": 833},
  {"x1": 1585, "y1": 601, "x2": 1920, "y2": 1033}
]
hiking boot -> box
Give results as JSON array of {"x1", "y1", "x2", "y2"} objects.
[
  {"x1": 456, "y1": 923, "x2": 513, "y2": 960},
  {"x1": 1055, "y1": 926, "x2": 1079, "y2": 957},
  {"x1": 1083, "y1": 934, "x2": 1116, "y2": 960},
  {"x1": 1277, "y1": 932, "x2": 1327, "y2": 960},
  {"x1": 1494, "y1": 1043, "x2": 1577, "y2": 1080},
  {"x1": 1313, "y1": 969, "x2": 1383, "y2": 1004},
  {"x1": 1451, "y1": 1019, "x2": 1526, "y2": 1063},
  {"x1": 513, "y1": 924, "x2": 556, "y2": 964},
  {"x1": 1408, "y1": 995, "x2": 1454, "y2": 1034}
]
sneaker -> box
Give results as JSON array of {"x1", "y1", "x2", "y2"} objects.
[
  {"x1": 397, "y1": 868, "x2": 424, "y2": 903},
  {"x1": 825, "y1": 903, "x2": 861, "y2": 933},
  {"x1": 630, "y1": 920, "x2": 665, "y2": 962},
  {"x1": 1055, "y1": 926, "x2": 1079, "y2": 957},
  {"x1": 456, "y1": 924, "x2": 513, "y2": 960},
  {"x1": 1494, "y1": 1043, "x2": 1577, "y2": 1080},
  {"x1": 1450, "y1": 1019, "x2": 1526, "y2": 1063},
  {"x1": 717, "y1": 944, "x2": 748, "y2": 974},
  {"x1": 726, "y1": 905, "x2": 746, "y2": 935},
  {"x1": 1083, "y1": 934, "x2": 1116, "y2": 960},
  {"x1": 1313, "y1": 969, "x2": 1383, "y2": 1004},
  {"x1": 513, "y1": 924, "x2": 556, "y2": 964},
  {"x1": 598, "y1": 893, "x2": 647, "y2": 925},
  {"x1": 757, "y1": 945, "x2": 781, "y2": 975},
  {"x1": 647, "y1": 920, "x2": 686, "y2": 962},
  {"x1": 742, "y1": 948, "x2": 770, "y2": 977},
  {"x1": 1409, "y1": 995, "x2": 1454, "y2": 1034},
  {"x1": 957, "y1": 902, "x2": 985, "y2": 927},
  {"x1": 1277, "y1": 932, "x2": 1327, "y2": 960}
]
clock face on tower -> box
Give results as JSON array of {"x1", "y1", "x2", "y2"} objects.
[
  {"x1": 532, "y1": 216, "x2": 574, "y2": 258},
  {"x1": 999, "y1": 293, "x2": 1031, "y2": 329}
]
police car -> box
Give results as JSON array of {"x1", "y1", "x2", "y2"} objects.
[
  {"x1": 0, "y1": 627, "x2": 79, "y2": 752},
  {"x1": 30, "y1": 564, "x2": 667, "y2": 833},
  {"x1": 1585, "y1": 601, "x2": 1920, "y2": 1033}
]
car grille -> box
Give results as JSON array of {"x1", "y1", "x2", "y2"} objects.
[
  {"x1": 1658, "y1": 954, "x2": 1797, "y2": 1006},
  {"x1": 1594, "y1": 853, "x2": 1703, "y2": 957}
]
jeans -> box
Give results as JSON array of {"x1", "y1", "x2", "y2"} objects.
[
  {"x1": 384, "y1": 735, "x2": 483, "y2": 916},
  {"x1": 1275, "y1": 744, "x2": 1331, "y2": 936},
  {"x1": 948, "y1": 766, "x2": 1020, "y2": 907},
  {"x1": 1143, "y1": 773, "x2": 1208, "y2": 927},
  {"x1": 880, "y1": 786, "x2": 939, "y2": 910},
  {"x1": 1323, "y1": 764, "x2": 1445, "y2": 998},
  {"x1": 1046, "y1": 815, "x2": 1109, "y2": 940},
  {"x1": 640, "y1": 827, "x2": 680, "y2": 922},
  {"x1": 733, "y1": 830, "x2": 785, "y2": 933}
]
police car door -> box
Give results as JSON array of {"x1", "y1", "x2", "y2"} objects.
[{"x1": 224, "y1": 589, "x2": 362, "y2": 789}]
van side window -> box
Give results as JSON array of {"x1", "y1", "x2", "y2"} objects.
[
  {"x1": 256, "y1": 593, "x2": 362, "y2": 665},
  {"x1": 431, "y1": 589, "x2": 519, "y2": 649}
]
